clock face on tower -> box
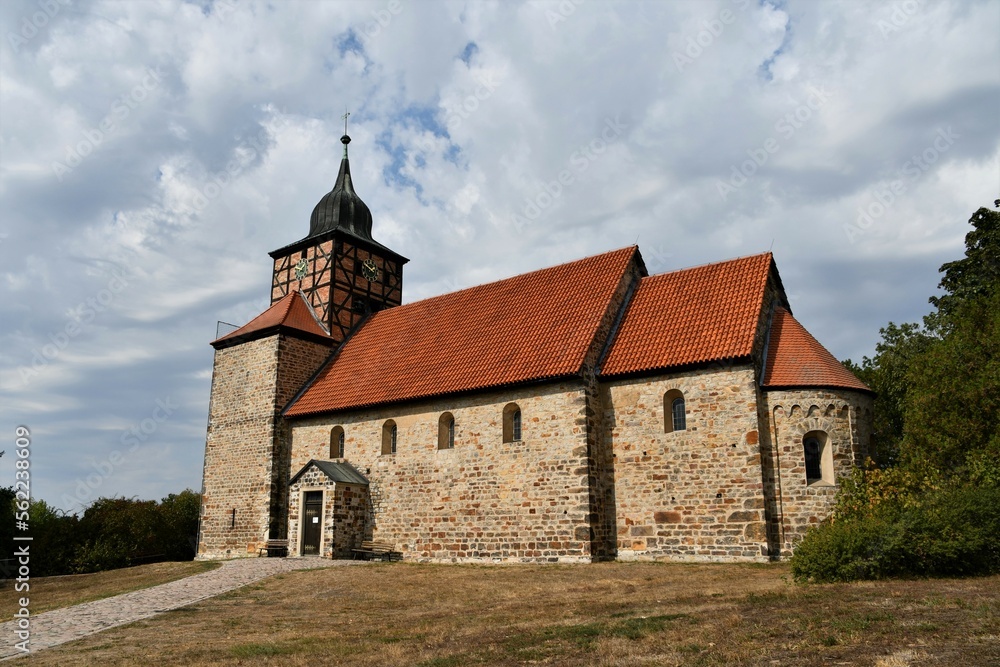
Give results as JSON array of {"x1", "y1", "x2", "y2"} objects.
[
  {"x1": 360, "y1": 258, "x2": 380, "y2": 283},
  {"x1": 271, "y1": 240, "x2": 403, "y2": 344},
  {"x1": 294, "y1": 258, "x2": 308, "y2": 280}
]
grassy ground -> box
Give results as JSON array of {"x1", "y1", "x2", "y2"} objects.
[
  {"x1": 1, "y1": 561, "x2": 219, "y2": 621},
  {"x1": 21, "y1": 561, "x2": 1000, "y2": 666}
]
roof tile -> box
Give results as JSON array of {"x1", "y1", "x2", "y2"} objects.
[
  {"x1": 763, "y1": 307, "x2": 871, "y2": 391},
  {"x1": 213, "y1": 291, "x2": 330, "y2": 346},
  {"x1": 285, "y1": 247, "x2": 638, "y2": 416},
  {"x1": 600, "y1": 253, "x2": 773, "y2": 376}
]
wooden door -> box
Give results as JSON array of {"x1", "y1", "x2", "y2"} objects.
[{"x1": 301, "y1": 491, "x2": 323, "y2": 556}]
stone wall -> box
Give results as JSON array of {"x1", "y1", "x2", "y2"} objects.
[
  {"x1": 287, "y1": 467, "x2": 369, "y2": 558},
  {"x1": 585, "y1": 256, "x2": 645, "y2": 561},
  {"x1": 763, "y1": 388, "x2": 874, "y2": 554},
  {"x1": 197, "y1": 333, "x2": 331, "y2": 560},
  {"x1": 288, "y1": 381, "x2": 595, "y2": 562},
  {"x1": 601, "y1": 364, "x2": 770, "y2": 562},
  {"x1": 198, "y1": 337, "x2": 280, "y2": 559},
  {"x1": 269, "y1": 336, "x2": 336, "y2": 543}
]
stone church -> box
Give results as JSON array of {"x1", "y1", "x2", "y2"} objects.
[{"x1": 196, "y1": 134, "x2": 873, "y2": 563}]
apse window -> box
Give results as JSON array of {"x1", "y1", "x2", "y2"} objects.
[
  {"x1": 663, "y1": 389, "x2": 686, "y2": 433},
  {"x1": 382, "y1": 420, "x2": 397, "y2": 455},
  {"x1": 803, "y1": 430, "x2": 834, "y2": 485},
  {"x1": 438, "y1": 413, "x2": 455, "y2": 450},
  {"x1": 503, "y1": 403, "x2": 522, "y2": 443},
  {"x1": 331, "y1": 426, "x2": 345, "y2": 459}
]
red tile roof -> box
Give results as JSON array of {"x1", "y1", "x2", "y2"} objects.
[
  {"x1": 284, "y1": 247, "x2": 638, "y2": 416},
  {"x1": 212, "y1": 291, "x2": 330, "y2": 348},
  {"x1": 599, "y1": 253, "x2": 773, "y2": 377},
  {"x1": 763, "y1": 308, "x2": 871, "y2": 392}
]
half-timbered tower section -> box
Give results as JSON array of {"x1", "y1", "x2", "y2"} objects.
[{"x1": 268, "y1": 134, "x2": 408, "y2": 342}]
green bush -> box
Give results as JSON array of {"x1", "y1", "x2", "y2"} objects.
[
  {"x1": 28, "y1": 500, "x2": 80, "y2": 576},
  {"x1": 792, "y1": 482, "x2": 1000, "y2": 582},
  {"x1": 791, "y1": 511, "x2": 904, "y2": 582},
  {"x1": 902, "y1": 483, "x2": 1000, "y2": 576},
  {"x1": 73, "y1": 497, "x2": 168, "y2": 572},
  {"x1": 7, "y1": 490, "x2": 202, "y2": 577},
  {"x1": 158, "y1": 489, "x2": 202, "y2": 560}
]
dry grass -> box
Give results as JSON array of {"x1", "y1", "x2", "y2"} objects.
[
  {"x1": 20, "y1": 561, "x2": 1000, "y2": 666},
  {"x1": 0, "y1": 561, "x2": 219, "y2": 621}
]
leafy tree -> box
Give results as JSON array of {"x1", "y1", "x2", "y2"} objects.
[
  {"x1": 843, "y1": 322, "x2": 932, "y2": 466},
  {"x1": 925, "y1": 205, "x2": 1000, "y2": 334},
  {"x1": 903, "y1": 288, "x2": 1000, "y2": 482},
  {"x1": 901, "y1": 202, "x2": 1000, "y2": 480},
  {"x1": 792, "y1": 481, "x2": 1000, "y2": 582},
  {"x1": 158, "y1": 489, "x2": 201, "y2": 560},
  {"x1": 1, "y1": 490, "x2": 201, "y2": 578},
  {"x1": 0, "y1": 486, "x2": 15, "y2": 578},
  {"x1": 795, "y1": 202, "x2": 1000, "y2": 581},
  {"x1": 74, "y1": 497, "x2": 166, "y2": 572},
  {"x1": 28, "y1": 500, "x2": 80, "y2": 576}
]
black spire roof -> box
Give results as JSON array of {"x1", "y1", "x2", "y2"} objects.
[
  {"x1": 269, "y1": 132, "x2": 407, "y2": 263},
  {"x1": 308, "y1": 134, "x2": 374, "y2": 240}
]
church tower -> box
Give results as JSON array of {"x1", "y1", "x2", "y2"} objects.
[
  {"x1": 268, "y1": 134, "x2": 408, "y2": 342},
  {"x1": 197, "y1": 131, "x2": 405, "y2": 559}
]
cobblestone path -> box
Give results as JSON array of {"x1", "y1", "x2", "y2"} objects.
[{"x1": 1, "y1": 558, "x2": 356, "y2": 660}]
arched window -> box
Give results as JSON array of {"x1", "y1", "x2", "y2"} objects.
[
  {"x1": 438, "y1": 412, "x2": 455, "y2": 450},
  {"x1": 803, "y1": 430, "x2": 833, "y2": 485},
  {"x1": 663, "y1": 389, "x2": 686, "y2": 433},
  {"x1": 382, "y1": 420, "x2": 397, "y2": 455},
  {"x1": 502, "y1": 403, "x2": 522, "y2": 443},
  {"x1": 330, "y1": 426, "x2": 345, "y2": 459}
]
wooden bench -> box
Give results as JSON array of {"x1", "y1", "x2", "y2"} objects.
[
  {"x1": 257, "y1": 539, "x2": 289, "y2": 557},
  {"x1": 351, "y1": 540, "x2": 400, "y2": 561}
]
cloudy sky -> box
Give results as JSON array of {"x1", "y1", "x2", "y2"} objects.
[{"x1": 1, "y1": 0, "x2": 997, "y2": 512}]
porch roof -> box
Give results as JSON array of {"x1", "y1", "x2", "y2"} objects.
[{"x1": 289, "y1": 459, "x2": 370, "y2": 486}]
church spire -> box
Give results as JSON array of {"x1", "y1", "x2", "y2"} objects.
[{"x1": 307, "y1": 127, "x2": 374, "y2": 241}]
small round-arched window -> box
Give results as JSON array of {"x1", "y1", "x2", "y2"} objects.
[
  {"x1": 503, "y1": 403, "x2": 522, "y2": 443},
  {"x1": 802, "y1": 430, "x2": 833, "y2": 485},
  {"x1": 330, "y1": 426, "x2": 345, "y2": 459},
  {"x1": 663, "y1": 389, "x2": 686, "y2": 433},
  {"x1": 382, "y1": 420, "x2": 397, "y2": 456},
  {"x1": 438, "y1": 413, "x2": 455, "y2": 450}
]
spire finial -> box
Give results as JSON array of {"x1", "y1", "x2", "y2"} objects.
[{"x1": 340, "y1": 111, "x2": 351, "y2": 158}]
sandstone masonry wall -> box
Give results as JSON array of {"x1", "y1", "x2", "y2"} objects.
[
  {"x1": 198, "y1": 337, "x2": 281, "y2": 559},
  {"x1": 269, "y1": 336, "x2": 335, "y2": 542},
  {"x1": 586, "y1": 257, "x2": 646, "y2": 561},
  {"x1": 289, "y1": 381, "x2": 595, "y2": 562},
  {"x1": 602, "y1": 365, "x2": 769, "y2": 562},
  {"x1": 751, "y1": 269, "x2": 789, "y2": 383},
  {"x1": 198, "y1": 333, "x2": 332, "y2": 560},
  {"x1": 764, "y1": 388, "x2": 874, "y2": 554}
]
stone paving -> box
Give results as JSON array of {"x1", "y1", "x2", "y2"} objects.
[{"x1": 1, "y1": 557, "x2": 358, "y2": 660}]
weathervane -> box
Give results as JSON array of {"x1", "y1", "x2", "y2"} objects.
[{"x1": 342, "y1": 110, "x2": 350, "y2": 136}]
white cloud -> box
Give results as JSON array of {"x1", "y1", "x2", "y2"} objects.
[{"x1": 0, "y1": 0, "x2": 997, "y2": 510}]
